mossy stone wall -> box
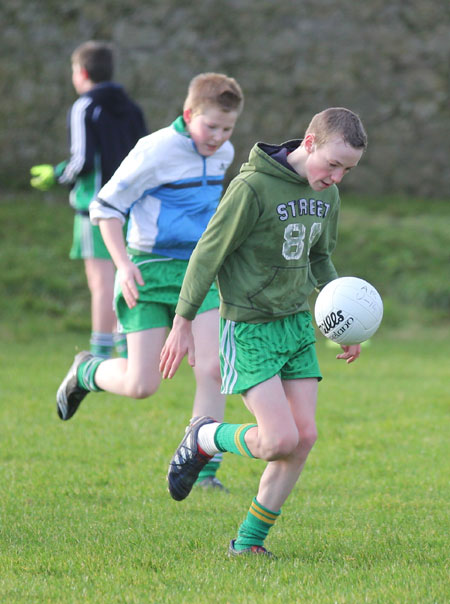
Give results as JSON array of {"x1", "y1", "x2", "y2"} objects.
[{"x1": 2, "y1": 0, "x2": 449, "y2": 197}]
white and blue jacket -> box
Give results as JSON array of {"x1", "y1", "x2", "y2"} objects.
[{"x1": 90, "y1": 117, "x2": 234, "y2": 260}]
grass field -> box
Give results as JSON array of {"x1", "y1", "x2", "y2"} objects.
[
  {"x1": 1, "y1": 191, "x2": 450, "y2": 336},
  {"x1": 0, "y1": 329, "x2": 448, "y2": 603},
  {"x1": 0, "y1": 192, "x2": 448, "y2": 602}
]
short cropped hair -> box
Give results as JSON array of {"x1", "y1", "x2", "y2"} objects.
[
  {"x1": 184, "y1": 72, "x2": 244, "y2": 116},
  {"x1": 71, "y1": 41, "x2": 114, "y2": 83},
  {"x1": 306, "y1": 107, "x2": 368, "y2": 150}
]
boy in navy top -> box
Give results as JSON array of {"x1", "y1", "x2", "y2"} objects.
[{"x1": 31, "y1": 41, "x2": 148, "y2": 359}]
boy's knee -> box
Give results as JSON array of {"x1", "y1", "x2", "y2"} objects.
[
  {"x1": 259, "y1": 429, "x2": 299, "y2": 461},
  {"x1": 196, "y1": 357, "x2": 222, "y2": 384},
  {"x1": 298, "y1": 425, "x2": 318, "y2": 453},
  {"x1": 258, "y1": 424, "x2": 317, "y2": 461},
  {"x1": 125, "y1": 379, "x2": 160, "y2": 399}
]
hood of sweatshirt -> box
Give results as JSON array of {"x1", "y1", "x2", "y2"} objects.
[
  {"x1": 240, "y1": 139, "x2": 309, "y2": 185},
  {"x1": 86, "y1": 82, "x2": 134, "y2": 116}
]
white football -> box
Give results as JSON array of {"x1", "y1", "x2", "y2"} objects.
[{"x1": 314, "y1": 277, "x2": 383, "y2": 345}]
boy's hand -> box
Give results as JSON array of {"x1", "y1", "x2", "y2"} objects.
[
  {"x1": 336, "y1": 344, "x2": 361, "y2": 364},
  {"x1": 160, "y1": 315, "x2": 195, "y2": 379},
  {"x1": 30, "y1": 164, "x2": 56, "y2": 191},
  {"x1": 117, "y1": 261, "x2": 144, "y2": 309}
]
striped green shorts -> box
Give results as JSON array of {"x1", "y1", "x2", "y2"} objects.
[
  {"x1": 69, "y1": 212, "x2": 111, "y2": 260},
  {"x1": 219, "y1": 311, "x2": 322, "y2": 394},
  {"x1": 115, "y1": 254, "x2": 219, "y2": 333}
]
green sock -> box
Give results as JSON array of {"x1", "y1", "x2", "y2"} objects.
[
  {"x1": 234, "y1": 497, "x2": 281, "y2": 551},
  {"x1": 114, "y1": 333, "x2": 128, "y2": 358},
  {"x1": 196, "y1": 453, "x2": 222, "y2": 482},
  {"x1": 77, "y1": 357, "x2": 104, "y2": 392},
  {"x1": 90, "y1": 332, "x2": 114, "y2": 359},
  {"x1": 214, "y1": 423, "x2": 256, "y2": 457}
]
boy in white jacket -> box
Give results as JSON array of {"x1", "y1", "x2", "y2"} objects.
[{"x1": 56, "y1": 73, "x2": 244, "y2": 490}]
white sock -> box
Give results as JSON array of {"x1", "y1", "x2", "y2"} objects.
[{"x1": 198, "y1": 422, "x2": 220, "y2": 456}]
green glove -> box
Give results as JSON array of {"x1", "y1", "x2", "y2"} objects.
[{"x1": 30, "y1": 164, "x2": 56, "y2": 191}]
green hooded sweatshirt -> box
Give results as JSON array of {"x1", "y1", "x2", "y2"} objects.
[{"x1": 176, "y1": 140, "x2": 340, "y2": 323}]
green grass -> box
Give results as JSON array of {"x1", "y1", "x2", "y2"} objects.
[
  {"x1": 0, "y1": 191, "x2": 90, "y2": 338},
  {"x1": 1, "y1": 191, "x2": 449, "y2": 338},
  {"x1": 0, "y1": 331, "x2": 448, "y2": 603},
  {"x1": 0, "y1": 191, "x2": 448, "y2": 601},
  {"x1": 336, "y1": 194, "x2": 450, "y2": 325}
]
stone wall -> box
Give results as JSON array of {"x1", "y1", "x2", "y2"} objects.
[{"x1": 2, "y1": 0, "x2": 449, "y2": 197}]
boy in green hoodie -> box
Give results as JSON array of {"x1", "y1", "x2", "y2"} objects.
[{"x1": 160, "y1": 107, "x2": 368, "y2": 557}]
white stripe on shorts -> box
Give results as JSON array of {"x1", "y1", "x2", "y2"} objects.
[
  {"x1": 134, "y1": 257, "x2": 173, "y2": 267},
  {"x1": 81, "y1": 215, "x2": 94, "y2": 258},
  {"x1": 220, "y1": 319, "x2": 238, "y2": 394}
]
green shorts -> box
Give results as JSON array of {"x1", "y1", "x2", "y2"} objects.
[
  {"x1": 69, "y1": 212, "x2": 111, "y2": 260},
  {"x1": 219, "y1": 311, "x2": 322, "y2": 394},
  {"x1": 115, "y1": 254, "x2": 219, "y2": 333}
]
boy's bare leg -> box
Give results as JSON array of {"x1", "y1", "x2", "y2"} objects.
[
  {"x1": 94, "y1": 328, "x2": 166, "y2": 398},
  {"x1": 191, "y1": 309, "x2": 225, "y2": 421},
  {"x1": 191, "y1": 308, "x2": 227, "y2": 488},
  {"x1": 242, "y1": 377, "x2": 318, "y2": 512},
  {"x1": 84, "y1": 258, "x2": 116, "y2": 332}
]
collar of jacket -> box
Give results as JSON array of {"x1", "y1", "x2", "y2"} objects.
[{"x1": 172, "y1": 115, "x2": 191, "y2": 137}]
